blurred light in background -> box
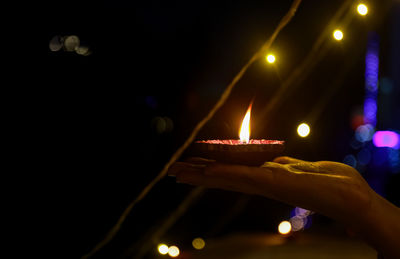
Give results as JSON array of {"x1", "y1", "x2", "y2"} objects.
[
  {"x1": 266, "y1": 54, "x2": 276, "y2": 64},
  {"x1": 343, "y1": 154, "x2": 357, "y2": 168},
  {"x1": 49, "y1": 35, "x2": 63, "y2": 51},
  {"x1": 278, "y1": 221, "x2": 291, "y2": 235},
  {"x1": 355, "y1": 124, "x2": 375, "y2": 142},
  {"x1": 289, "y1": 215, "x2": 307, "y2": 231},
  {"x1": 357, "y1": 148, "x2": 372, "y2": 165},
  {"x1": 63, "y1": 35, "x2": 80, "y2": 52},
  {"x1": 357, "y1": 3, "x2": 368, "y2": 16},
  {"x1": 373, "y1": 131, "x2": 400, "y2": 149},
  {"x1": 49, "y1": 34, "x2": 91, "y2": 56},
  {"x1": 192, "y1": 237, "x2": 205, "y2": 250},
  {"x1": 351, "y1": 114, "x2": 365, "y2": 130},
  {"x1": 380, "y1": 77, "x2": 394, "y2": 94},
  {"x1": 151, "y1": 116, "x2": 174, "y2": 134},
  {"x1": 289, "y1": 207, "x2": 313, "y2": 231},
  {"x1": 168, "y1": 246, "x2": 180, "y2": 257},
  {"x1": 333, "y1": 29, "x2": 344, "y2": 41},
  {"x1": 75, "y1": 45, "x2": 91, "y2": 56},
  {"x1": 364, "y1": 33, "x2": 380, "y2": 126},
  {"x1": 294, "y1": 207, "x2": 311, "y2": 217},
  {"x1": 350, "y1": 137, "x2": 364, "y2": 150},
  {"x1": 158, "y1": 244, "x2": 169, "y2": 255},
  {"x1": 297, "y1": 123, "x2": 310, "y2": 137},
  {"x1": 388, "y1": 148, "x2": 400, "y2": 173}
]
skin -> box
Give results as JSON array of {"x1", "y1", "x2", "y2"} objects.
[{"x1": 168, "y1": 156, "x2": 400, "y2": 259}]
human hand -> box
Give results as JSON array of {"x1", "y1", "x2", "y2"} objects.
[
  {"x1": 168, "y1": 156, "x2": 400, "y2": 258},
  {"x1": 168, "y1": 156, "x2": 373, "y2": 228}
]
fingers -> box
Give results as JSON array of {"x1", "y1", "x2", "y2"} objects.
[
  {"x1": 175, "y1": 163, "x2": 272, "y2": 196},
  {"x1": 273, "y1": 156, "x2": 308, "y2": 164}
]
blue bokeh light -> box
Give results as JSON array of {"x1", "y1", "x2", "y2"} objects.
[
  {"x1": 343, "y1": 154, "x2": 357, "y2": 168},
  {"x1": 357, "y1": 148, "x2": 372, "y2": 165}
]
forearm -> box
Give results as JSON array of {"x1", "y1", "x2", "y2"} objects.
[{"x1": 359, "y1": 193, "x2": 400, "y2": 259}]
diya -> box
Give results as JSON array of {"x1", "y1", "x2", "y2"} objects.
[{"x1": 191, "y1": 104, "x2": 285, "y2": 166}]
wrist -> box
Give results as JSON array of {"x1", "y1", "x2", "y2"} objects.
[{"x1": 358, "y1": 192, "x2": 400, "y2": 259}]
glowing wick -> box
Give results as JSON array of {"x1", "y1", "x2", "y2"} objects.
[{"x1": 239, "y1": 104, "x2": 252, "y2": 143}]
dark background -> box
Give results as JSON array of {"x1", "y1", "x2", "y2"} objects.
[{"x1": 16, "y1": 0, "x2": 400, "y2": 258}]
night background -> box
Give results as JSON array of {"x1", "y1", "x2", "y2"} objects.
[{"x1": 25, "y1": 0, "x2": 400, "y2": 258}]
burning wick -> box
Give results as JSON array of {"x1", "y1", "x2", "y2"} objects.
[
  {"x1": 239, "y1": 104, "x2": 252, "y2": 144},
  {"x1": 193, "y1": 102, "x2": 285, "y2": 166}
]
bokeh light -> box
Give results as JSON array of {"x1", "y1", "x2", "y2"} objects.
[
  {"x1": 158, "y1": 244, "x2": 169, "y2": 255},
  {"x1": 289, "y1": 216, "x2": 307, "y2": 231},
  {"x1": 49, "y1": 35, "x2": 64, "y2": 52},
  {"x1": 355, "y1": 124, "x2": 375, "y2": 142},
  {"x1": 75, "y1": 45, "x2": 91, "y2": 56},
  {"x1": 373, "y1": 131, "x2": 400, "y2": 149},
  {"x1": 63, "y1": 35, "x2": 80, "y2": 51},
  {"x1": 333, "y1": 29, "x2": 343, "y2": 41},
  {"x1": 388, "y1": 148, "x2": 400, "y2": 173},
  {"x1": 168, "y1": 246, "x2": 180, "y2": 257},
  {"x1": 151, "y1": 116, "x2": 174, "y2": 134},
  {"x1": 192, "y1": 237, "x2": 205, "y2": 250},
  {"x1": 364, "y1": 33, "x2": 380, "y2": 126},
  {"x1": 297, "y1": 123, "x2": 310, "y2": 137},
  {"x1": 294, "y1": 207, "x2": 311, "y2": 217},
  {"x1": 343, "y1": 154, "x2": 357, "y2": 168},
  {"x1": 278, "y1": 221, "x2": 292, "y2": 235},
  {"x1": 357, "y1": 3, "x2": 368, "y2": 16},
  {"x1": 357, "y1": 148, "x2": 372, "y2": 165},
  {"x1": 266, "y1": 54, "x2": 276, "y2": 64}
]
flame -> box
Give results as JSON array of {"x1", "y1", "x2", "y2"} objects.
[{"x1": 239, "y1": 104, "x2": 252, "y2": 143}]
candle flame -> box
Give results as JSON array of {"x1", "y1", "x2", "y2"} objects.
[{"x1": 239, "y1": 104, "x2": 252, "y2": 143}]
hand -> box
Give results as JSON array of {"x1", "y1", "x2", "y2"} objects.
[{"x1": 168, "y1": 156, "x2": 400, "y2": 259}]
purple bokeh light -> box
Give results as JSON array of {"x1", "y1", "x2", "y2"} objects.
[
  {"x1": 363, "y1": 33, "x2": 379, "y2": 126},
  {"x1": 373, "y1": 131, "x2": 400, "y2": 149}
]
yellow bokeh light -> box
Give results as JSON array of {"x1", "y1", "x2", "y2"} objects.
[
  {"x1": 266, "y1": 54, "x2": 276, "y2": 64},
  {"x1": 158, "y1": 244, "x2": 169, "y2": 255},
  {"x1": 278, "y1": 221, "x2": 292, "y2": 235},
  {"x1": 297, "y1": 123, "x2": 310, "y2": 137},
  {"x1": 333, "y1": 29, "x2": 344, "y2": 41},
  {"x1": 357, "y1": 4, "x2": 368, "y2": 16},
  {"x1": 168, "y1": 246, "x2": 180, "y2": 257},
  {"x1": 192, "y1": 237, "x2": 205, "y2": 250}
]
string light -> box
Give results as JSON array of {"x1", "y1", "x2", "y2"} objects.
[
  {"x1": 192, "y1": 237, "x2": 206, "y2": 250},
  {"x1": 266, "y1": 54, "x2": 276, "y2": 64},
  {"x1": 297, "y1": 123, "x2": 310, "y2": 137},
  {"x1": 278, "y1": 221, "x2": 292, "y2": 235},
  {"x1": 168, "y1": 246, "x2": 180, "y2": 257},
  {"x1": 333, "y1": 29, "x2": 344, "y2": 41},
  {"x1": 357, "y1": 3, "x2": 368, "y2": 16},
  {"x1": 158, "y1": 244, "x2": 169, "y2": 255}
]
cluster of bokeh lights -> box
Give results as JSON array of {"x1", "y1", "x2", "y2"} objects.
[
  {"x1": 278, "y1": 207, "x2": 313, "y2": 235},
  {"x1": 157, "y1": 244, "x2": 180, "y2": 257}
]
